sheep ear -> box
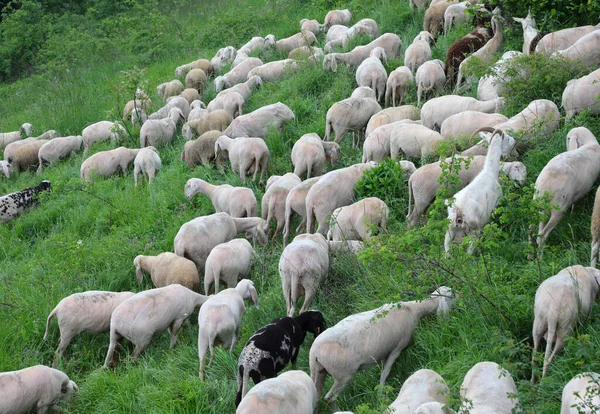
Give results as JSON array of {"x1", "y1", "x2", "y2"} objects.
[
  {"x1": 513, "y1": 17, "x2": 523, "y2": 23},
  {"x1": 331, "y1": 57, "x2": 338, "y2": 72}
]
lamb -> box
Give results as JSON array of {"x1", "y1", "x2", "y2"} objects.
[
  {"x1": 283, "y1": 176, "x2": 321, "y2": 246},
  {"x1": 214, "y1": 58, "x2": 263, "y2": 93},
  {"x1": 407, "y1": 155, "x2": 526, "y2": 228},
  {"x1": 247, "y1": 59, "x2": 299, "y2": 83},
  {"x1": 365, "y1": 105, "x2": 421, "y2": 136},
  {"x1": 80, "y1": 147, "x2": 140, "y2": 181},
  {"x1": 325, "y1": 96, "x2": 382, "y2": 146},
  {"x1": 184, "y1": 178, "x2": 258, "y2": 218},
  {"x1": 44, "y1": 290, "x2": 135, "y2": 365},
  {"x1": 424, "y1": 1, "x2": 457, "y2": 38},
  {"x1": 275, "y1": 31, "x2": 317, "y2": 54},
  {"x1": 444, "y1": 129, "x2": 510, "y2": 255},
  {"x1": 444, "y1": 1, "x2": 471, "y2": 35},
  {"x1": 139, "y1": 107, "x2": 184, "y2": 148},
  {"x1": 531, "y1": 266, "x2": 600, "y2": 381},
  {"x1": 207, "y1": 90, "x2": 244, "y2": 119},
  {"x1": 0, "y1": 365, "x2": 78, "y2": 414},
  {"x1": 181, "y1": 130, "x2": 224, "y2": 169},
  {"x1": 536, "y1": 24, "x2": 600, "y2": 54},
  {"x1": 420, "y1": 95, "x2": 504, "y2": 131},
  {"x1": 235, "y1": 310, "x2": 326, "y2": 406},
  {"x1": 157, "y1": 79, "x2": 185, "y2": 100},
  {"x1": 0, "y1": 122, "x2": 34, "y2": 151},
  {"x1": 214, "y1": 136, "x2": 269, "y2": 183},
  {"x1": 533, "y1": 127, "x2": 600, "y2": 256},
  {"x1": 592, "y1": 187, "x2": 600, "y2": 267},
  {"x1": 288, "y1": 46, "x2": 325, "y2": 61},
  {"x1": 185, "y1": 68, "x2": 207, "y2": 92},
  {"x1": 305, "y1": 162, "x2": 376, "y2": 235},
  {"x1": 8, "y1": 140, "x2": 48, "y2": 172},
  {"x1": 404, "y1": 32, "x2": 434, "y2": 74},
  {"x1": 134, "y1": 252, "x2": 199, "y2": 292},
  {"x1": 458, "y1": 362, "x2": 520, "y2": 413},
  {"x1": 103, "y1": 284, "x2": 209, "y2": 368},
  {"x1": 309, "y1": 287, "x2": 455, "y2": 409},
  {"x1": 300, "y1": 19, "x2": 321, "y2": 35},
  {"x1": 322, "y1": 33, "x2": 402, "y2": 72},
  {"x1": 562, "y1": 67, "x2": 600, "y2": 119},
  {"x1": 174, "y1": 58, "x2": 213, "y2": 78},
  {"x1": 174, "y1": 212, "x2": 267, "y2": 274},
  {"x1": 133, "y1": 146, "x2": 161, "y2": 186},
  {"x1": 37, "y1": 135, "x2": 83, "y2": 173},
  {"x1": 513, "y1": 11, "x2": 541, "y2": 54},
  {"x1": 198, "y1": 279, "x2": 259, "y2": 378},
  {"x1": 222, "y1": 102, "x2": 295, "y2": 139},
  {"x1": 183, "y1": 109, "x2": 232, "y2": 140},
  {"x1": 0, "y1": 180, "x2": 51, "y2": 223},
  {"x1": 216, "y1": 75, "x2": 262, "y2": 103},
  {"x1": 180, "y1": 88, "x2": 201, "y2": 104},
  {"x1": 262, "y1": 173, "x2": 302, "y2": 238},
  {"x1": 323, "y1": 9, "x2": 352, "y2": 31},
  {"x1": 388, "y1": 369, "x2": 451, "y2": 414},
  {"x1": 386, "y1": 66, "x2": 414, "y2": 107},
  {"x1": 236, "y1": 370, "x2": 317, "y2": 414},
  {"x1": 0, "y1": 160, "x2": 12, "y2": 178},
  {"x1": 204, "y1": 239, "x2": 255, "y2": 294},
  {"x1": 238, "y1": 35, "x2": 276, "y2": 55},
  {"x1": 351, "y1": 86, "x2": 377, "y2": 99},
  {"x1": 211, "y1": 46, "x2": 237, "y2": 72},
  {"x1": 415, "y1": 59, "x2": 446, "y2": 106},
  {"x1": 561, "y1": 372, "x2": 600, "y2": 413},
  {"x1": 440, "y1": 111, "x2": 508, "y2": 141},
  {"x1": 552, "y1": 30, "x2": 600, "y2": 71},
  {"x1": 389, "y1": 123, "x2": 444, "y2": 159},
  {"x1": 82, "y1": 121, "x2": 127, "y2": 153},
  {"x1": 355, "y1": 47, "x2": 388, "y2": 102},
  {"x1": 279, "y1": 233, "x2": 329, "y2": 316},
  {"x1": 292, "y1": 133, "x2": 341, "y2": 179},
  {"x1": 327, "y1": 197, "x2": 389, "y2": 242}
]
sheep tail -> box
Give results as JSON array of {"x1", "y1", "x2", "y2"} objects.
[
  {"x1": 417, "y1": 81, "x2": 424, "y2": 106},
  {"x1": 325, "y1": 117, "x2": 332, "y2": 141},
  {"x1": 543, "y1": 319, "x2": 557, "y2": 377},
  {"x1": 236, "y1": 365, "x2": 250, "y2": 407},
  {"x1": 306, "y1": 204, "x2": 315, "y2": 234},
  {"x1": 454, "y1": 207, "x2": 463, "y2": 226},
  {"x1": 306, "y1": 162, "x2": 312, "y2": 179},
  {"x1": 407, "y1": 180, "x2": 414, "y2": 217},
  {"x1": 44, "y1": 307, "x2": 58, "y2": 340}
]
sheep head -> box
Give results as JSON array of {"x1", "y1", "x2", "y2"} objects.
[
  {"x1": 294, "y1": 310, "x2": 326, "y2": 337},
  {"x1": 513, "y1": 11, "x2": 536, "y2": 29},
  {"x1": 567, "y1": 127, "x2": 598, "y2": 151},
  {"x1": 502, "y1": 161, "x2": 527, "y2": 186},
  {"x1": 370, "y1": 46, "x2": 387, "y2": 61},
  {"x1": 236, "y1": 279, "x2": 259, "y2": 308},
  {"x1": 265, "y1": 34, "x2": 276, "y2": 47},
  {"x1": 20, "y1": 123, "x2": 34, "y2": 138},
  {"x1": 431, "y1": 286, "x2": 455, "y2": 316},
  {"x1": 245, "y1": 219, "x2": 268, "y2": 246},
  {"x1": 184, "y1": 178, "x2": 203, "y2": 200},
  {"x1": 0, "y1": 161, "x2": 13, "y2": 178},
  {"x1": 182, "y1": 124, "x2": 195, "y2": 140},
  {"x1": 157, "y1": 83, "x2": 166, "y2": 99},
  {"x1": 133, "y1": 256, "x2": 145, "y2": 284},
  {"x1": 322, "y1": 54, "x2": 338, "y2": 72},
  {"x1": 214, "y1": 76, "x2": 227, "y2": 93}
]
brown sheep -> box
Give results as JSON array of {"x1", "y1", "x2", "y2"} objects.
[
  {"x1": 181, "y1": 130, "x2": 224, "y2": 169},
  {"x1": 180, "y1": 88, "x2": 201, "y2": 104},
  {"x1": 185, "y1": 68, "x2": 208, "y2": 92},
  {"x1": 182, "y1": 110, "x2": 232, "y2": 140},
  {"x1": 424, "y1": 1, "x2": 457, "y2": 38},
  {"x1": 591, "y1": 187, "x2": 600, "y2": 267},
  {"x1": 134, "y1": 253, "x2": 200, "y2": 292},
  {"x1": 8, "y1": 140, "x2": 48, "y2": 172}
]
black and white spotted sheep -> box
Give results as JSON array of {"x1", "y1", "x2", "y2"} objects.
[
  {"x1": 0, "y1": 180, "x2": 51, "y2": 223},
  {"x1": 235, "y1": 310, "x2": 326, "y2": 406}
]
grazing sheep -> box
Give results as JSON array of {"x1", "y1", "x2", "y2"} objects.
[
  {"x1": 123, "y1": 94, "x2": 152, "y2": 120},
  {"x1": 534, "y1": 127, "x2": 600, "y2": 256},
  {"x1": 421, "y1": 95, "x2": 504, "y2": 131},
  {"x1": 327, "y1": 197, "x2": 389, "y2": 242},
  {"x1": 399, "y1": 160, "x2": 417, "y2": 177},
  {"x1": 148, "y1": 96, "x2": 191, "y2": 121},
  {"x1": 513, "y1": 12, "x2": 540, "y2": 54},
  {"x1": 211, "y1": 46, "x2": 237, "y2": 72},
  {"x1": 424, "y1": 2, "x2": 457, "y2": 38},
  {"x1": 324, "y1": 19, "x2": 380, "y2": 52},
  {"x1": 217, "y1": 75, "x2": 262, "y2": 103},
  {"x1": 236, "y1": 370, "x2": 317, "y2": 414},
  {"x1": 458, "y1": 362, "x2": 519, "y2": 413},
  {"x1": 288, "y1": 46, "x2": 325, "y2": 61},
  {"x1": 561, "y1": 372, "x2": 600, "y2": 413},
  {"x1": 445, "y1": 129, "x2": 510, "y2": 254},
  {"x1": 215, "y1": 136, "x2": 269, "y2": 183},
  {"x1": 174, "y1": 58, "x2": 213, "y2": 78},
  {"x1": 238, "y1": 35, "x2": 276, "y2": 56},
  {"x1": 8, "y1": 140, "x2": 48, "y2": 172},
  {"x1": 292, "y1": 133, "x2": 341, "y2": 179},
  {"x1": 310, "y1": 287, "x2": 455, "y2": 409},
  {"x1": 388, "y1": 369, "x2": 451, "y2": 414},
  {"x1": 0, "y1": 160, "x2": 12, "y2": 178},
  {"x1": 80, "y1": 147, "x2": 140, "y2": 182},
  {"x1": 183, "y1": 109, "x2": 232, "y2": 140},
  {"x1": 262, "y1": 173, "x2": 302, "y2": 238},
  {"x1": 355, "y1": 47, "x2": 388, "y2": 102},
  {"x1": 537, "y1": 24, "x2": 600, "y2": 54},
  {"x1": 386, "y1": 66, "x2": 414, "y2": 107},
  {"x1": 300, "y1": 19, "x2": 321, "y2": 35},
  {"x1": 82, "y1": 121, "x2": 127, "y2": 153},
  {"x1": 134, "y1": 252, "x2": 199, "y2": 292},
  {"x1": 181, "y1": 130, "x2": 224, "y2": 169},
  {"x1": 306, "y1": 162, "x2": 377, "y2": 235},
  {"x1": 322, "y1": 33, "x2": 402, "y2": 72},
  {"x1": 323, "y1": 9, "x2": 352, "y2": 31},
  {"x1": 407, "y1": 155, "x2": 526, "y2": 228},
  {"x1": 477, "y1": 51, "x2": 523, "y2": 101},
  {"x1": 351, "y1": 86, "x2": 377, "y2": 99},
  {"x1": 215, "y1": 58, "x2": 263, "y2": 93},
  {"x1": 157, "y1": 79, "x2": 185, "y2": 100},
  {"x1": 532, "y1": 266, "x2": 600, "y2": 381},
  {"x1": 184, "y1": 178, "x2": 257, "y2": 218},
  {"x1": 0, "y1": 365, "x2": 78, "y2": 414},
  {"x1": 174, "y1": 212, "x2": 267, "y2": 274},
  {"x1": 553, "y1": 30, "x2": 600, "y2": 71},
  {"x1": 366, "y1": 105, "x2": 421, "y2": 136},
  {"x1": 389, "y1": 123, "x2": 445, "y2": 159},
  {"x1": 440, "y1": 111, "x2": 508, "y2": 141},
  {"x1": 235, "y1": 310, "x2": 326, "y2": 406},
  {"x1": 0, "y1": 180, "x2": 51, "y2": 223},
  {"x1": 562, "y1": 67, "x2": 600, "y2": 119},
  {"x1": 207, "y1": 90, "x2": 244, "y2": 119},
  {"x1": 180, "y1": 88, "x2": 201, "y2": 104},
  {"x1": 0, "y1": 122, "x2": 34, "y2": 151},
  {"x1": 44, "y1": 290, "x2": 135, "y2": 365},
  {"x1": 415, "y1": 59, "x2": 446, "y2": 106},
  {"x1": 103, "y1": 284, "x2": 209, "y2": 368},
  {"x1": 37, "y1": 135, "x2": 83, "y2": 173},
  {"x1": 275, "y1": 31, "x2": 317, "y2": 54},
  {"x1": 283, "y1": 176, "x2": 321, "y2": 246},
  {"x1": 139, "y1": 107, "x2": 184, "y2": 148},
  {"x1": 131, "y1": 107, "x2": 148, "y2": 128},
  {"x1": 133, "y1": 146, "x2": 161, "y2": 186},
  {"x1": 592, "y1": 187, "x2": 600, "y2": 267},
  {"x1": 198, "y1": 279, "x2": 258, "y2": 378},
  {"x1": 185, "y1": 68, "x2": 208, "y2": 92},
  {"x1": 444, "y1": 1, "x2": 471, "y2": 35},
  {"x1": 328, "y1": 240, "x2": 366, "y2": 255},
  {"x1": 247, "y1": 59, "x2": 299, "y2": 83},
  {"x1": 223, "y1": 102, "x2": 295, "y2": 139},
  {"x1": 460, "y1": 126, "x2": 517, "y2": 157},
  {"x1": 204, "y1": 239, "x2": 255, "y2": 294},
  {"x1": 325, "y1": 97, "x2": 382, "y2": 146},
  {"x1": 326, "y1": 24, "x2": 350, "y2": 43},
  {"x1": 489, "y1": 99, "x2": 560, "y2": 144},
  {"x1": 405, "y1": 32, "x2": 434, "y2": 74}
]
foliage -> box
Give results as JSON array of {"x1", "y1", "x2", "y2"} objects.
[{"x1": 487, "y1": 0, "x2": 600, "y2": 29}]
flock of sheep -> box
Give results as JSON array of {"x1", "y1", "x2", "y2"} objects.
[{"x1": 2, "y1": 1, "x2": 600, "y2": 413}]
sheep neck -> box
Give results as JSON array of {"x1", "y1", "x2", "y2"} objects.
[
  {"x1": 483, "y1": 135, "x2": 503, "y2": 176},
  {"x1": 232, "y1": 217, "x2": 260, "y2": 233},
  {"x1": 399, "y1": 296, "x2": 441, "y2": 320},
  {"x1": 197, "y1": 180, "x2": 216, "y2": 197}
]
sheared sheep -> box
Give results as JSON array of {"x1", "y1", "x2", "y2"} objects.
[
  {"x1": 222, "y1": 102, "x2": 295, "y2": 139},
  {"x1": 157, "y1": 79, "x2": 184, "y2": 100},
  {"x1": 80, "y1": 147, "x2": 140, "y2": 181},
  {"x1": 458, "y1": 362, "x2": 519, "y2": 413},
  {"x1": 323, "y1": 9, "x2": 352, "y2": 31},
  {"x1": 351, "y1": 86, "x2": 377, "y2": 99},
  {"x1": 386, "y1": 66, "x2": 414, "y2": 107},
  {"x1": 184, "y1": 177, "x2": 257, "y2": 218},
  {"x1": 148, "y1": 96, "x2": 191, "y2": 120},
  {"x1": 324, "y1": 19, "x2": 379, "y2": 52},
  {"x1": 283, "y1": 176, "x2": 321, "y2": 246},
  {"x1": 292, "y1": 133, "x2": 341, "y2": 179},
  {"x1": 262, "y1": 173, "x2": 302, "y2": 238},
  {"x1": 388, "y1": 369, "x2": 451, "y2": 414},
  {"x1": 140, "y1": 107, "x2": 184, "y2": 148},
  {"x1": 82, "y1": 121, "x2": 127, "y2": 153},
  {"x1": 215, "y1": 58, "x2": 263, "y2": 93},
  {"x1": 175, "y1": 58, "x2": 213, "y2": 78},
  {"x1": 389, "y1": 123, "x2": 444, "y2": 159},
  {"x1": 275, "y1": 31, "x2": 317, "y2": 54},
  {"x1": 288, "y1": 46, "x2": 325, "y2": 61},
  {"x1": 356, "y1": 47, "x2": 388, "y2": 102},
  {"x1": 134, "y1": 252, "x2": 199, "y2": 292},
  {"x1": 247, "y1": 59, "x2": 299, "y2": 83},
  {"x1": 133, "y1": 146, "x2": 161, "y2": 186},
  {"x1": 327, "y1": 197, "x2": 389, "y2": 242},
  {"x1": 207, "y1": 90, "x2": 244, "y2": 119},
  {"x1": 561, "y1": 372, "x2": 600, "y2": 413},
  {"x1": 537, "y1": 24, "x2": 600, "y2": 54},
  {"x1": 204, "y1": 239, "x2": 255, "y2": 294},
  {"x1": 562, "y1": 67, "x2": 600, "y2": 119},
  {"x1": 440, "y1": 111, "x2": 508, "y2": 141},
  {"x1": 366, "y1": 105, "x2": 421, "y2": 136},
  {"x1": 322, "y1": 33, "x2": 402, "y2": 72},
  {"x1": 238, "y1": 35, "x2": 276, "y2": 56},
  {"x1": 214, "y1": 135, "x2": 269, "y2": 183},
  {"x1": 216, "y1": 75, "x2": 262, "y2": 102},
  {"x1": 0, "y1": 122, "x2": 34, "y2": 151},
  {"x1": 0, "y1": 180, "x2": 51, "y2": 223},
  {"x1": 8, "y1": 140, "x2": 48, "y2": 172},
  {"x1": 415, "y1": 59, "x2": 446, "y2": 106},
  {"x1": 405, "y1": 32, "x2": 434, "y2": 74},
  {"x1": 424, "y1": 1, "x2": 458, "y2": 38},
  {"x1": 325, "y1": 96, "x2": 382, "y2": 147},
  {"x1": 444, "y1": 1, "x2": 471, "y2": 35},
  {"x1": 183, "y1": 109, "x2": 232, "y2": 140},
  {"x1": 420, "y1": 95, "x2": 504, "y2": 131},
  {"x1": 37, "y1": 135, "x2": 83, "y2": 173},
  {"x1": 181, "y1": 130, "x2": 224, "y2": 169},
  {"x1": 300, "y1": 19, "x2": 321, "y2": 35},
  {"x1": 552, "y1": 30, "x2": 600, "y2": 71}
]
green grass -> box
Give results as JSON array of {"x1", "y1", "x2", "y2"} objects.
[{"x1": 1, "y1": 0, "x2": 600, "y2": 413}]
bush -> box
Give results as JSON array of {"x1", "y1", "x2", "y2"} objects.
[{"x1": 488, "y1": 0, "x2": 600, "y2": 29}]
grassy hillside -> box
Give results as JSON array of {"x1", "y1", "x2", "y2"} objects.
[{"x1": 1, "y1": 0, "x2": 600, "y2": 413}]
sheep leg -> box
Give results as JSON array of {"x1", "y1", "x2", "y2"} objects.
[
  {"x1": 592, "y1": 240, "x2": 599, "y2": 267},
  {"x1": 299, "y1": 284, "x2": 316, "y2": 314},
  {"x1": 282, "y1": 275, "x2": 292, "y2": 316},
  {"x1": 380, "y1": 347, "x2": 403, "y2": 387},
  {"x1": 289, "y1": 274, "x2": 300, "y2": 317},
  {"x1": 543, "y1": 335, "x2": 564, "y2": 379},
  {"x1": 134, "y1": 165, "x2": 140, "y2": 187},
  {"x1": 131, "y1": 339, "x2": 150, "y2": 360},
  {"x1": 295, "y1": 217, "x2": 306, "y2": 234},
  {"x1": 444, "y1": 226, "x2": 458, "y2": 256},
  {"x1": 536, "y1": 210, "x2": 565, "y2": 258},
  {"x1": 333, "y1": 126, "x2": 348, "y2": 144},
  {"x1": 530, "y1": 319, "x2": 545, "y2": 383},
  {"x1": 311, "y1": 363, "x2": 327, "y2": 397},
  {"x1": 103, "y1": 330, "x2": 122, "y2": 369},
  {"x1": 467, "y1": 230, "x2": 481, "y2": 255},
  {"x1": 168, "y1": 318, "x2": 185, "y2": 348},
  {"x1": 324, "y1": 375, "x2": 352, "y2": 410},
  {"x1": 259, "y1": 155, "x2": 268, "y2": 184},
  {"x1": 148, "y1": 168, "x2": 155, "y2": 184},
  {"x1": 198, "y1": 335, "x2": 208, "y2": 379},
  {"x1": 53, "y1": 330, "x2": 76, "y2": 368}
]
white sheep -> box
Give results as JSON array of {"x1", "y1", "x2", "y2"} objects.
[
  {"x1": 355, "y1": 47, "x2": 388, "y2": 102},
  {"x1": 0, "y1": 122, "x2": 34, "y2": 151},
  {"x1": 80, "y1": 147, "x2": 140, "y2": 182},
  {"x1": 325, "y1": 96, "x2": 382, "y2": 147},
  {"x1": 477, "y1": 51, "x2": 522, "y2": 101},
  {"x1": 444, "y1": 1, "x2": 471, "y2": 35},
  {"x1": 131, "y1": 107, "x2": 148, "y2": 127},
  {"x1": 275, "y1": 31, "x2": 317, "y2": 54},
  {"x1": 223, "y1": 102, "x2": 295, "y2": 139},
  {"x1": 458, "y1": 362, "x2": 520, "y2": 413},
  {"x1": 533, "y1": 127, "x2": 600, "y2": 256},
  {"x1": 174, "y1": 212, "x2": 267, "y2": 274},
  {"x1": 327, "y1": 197, "x2": 389, "y2": 242},
  {"x1": 386, "y1": 66, "x2": 414, "y2": 107},
  {"x1": 247, "y1": 59, "x2": 299, "y2": 83},
  {"x1": 207, "y1": 90, "x2": 245, "y2": 119},
  {"x1": 310, "y1": 287, "x2": 455, "y2": 410},
  {"x1": 216, "y1": 75, "x2": 262, "y2": 103},
  {"x1": 444, "y1": 129, "x2": 510, "y2": 255},
  {"x1": 562, "y1": 67, "x2": 600, "y2": 119},
  {"x1": 198, "y1": 279, "x2": 258, "y2": 378},
  {"x1": 421, "y1": 95, "x2": 505, "y2": 131},
  {"x1": 440, "y1": 111, "x2": 508, "y2": 142},
  {"x1": 149, "y1": 96, "x2": 190, "y2": 120},
  {"x1": 489, "y1": 99, "x2": 560, "y2": 145},
  {"x1": 215, "y1": 58, "x2": 263, "y2": 93},
  {"x1": 390, "y1": 123, "x2": 445, "y2": 159},
  {"x1": 236, "y1": 370, "x2": 318, "y2": 414},
  {"x1": 133, "y1": 146, "x2": 161, "y2": 186},
  {"x1": 103, "y1": 284, "x2": 208, "y2": 368},
  {"x1": 174, "y1": 58, "x2": 213, "y2": 78},
  {"x1": 291, "y1": 133, "x2": 341, "y2": 179},
  {"x1": 0, "y1": 160, "x2": 13, "y2": 178},
  {"x1": 351, "y1": 86, "x2": 377, "y2": 99},
  {"x1": 183, "y1": 110, "x2": 232, "y2": 140},
  {"x1": 82, "y1": 121, "x2": 127, "y2": 153},
  {"x1": 552, "y1": 30, "x2": 600, "y2": 71},
  {"x1": 283, "y1": 176, "x2": 321, "y2": 246},
  {"x1": 157, "y1": 79, "x2": 185, "y2": 100},
  {"x1": 323, "y1": 9, "x2": 352, "y2": 31},
  {"x1": 300, "y1": 19, "x2": 321, "y2": 35},
  {"x1": 214, "y1": 136, "x2": 269, "y2": 183},
  {"x1": 204, "y1": 239, "x2": 255, "y2": 294},
  {"x1": 324, "y1": 19, "x2": 379, "y2": 52},
  {"x1": 44, "y1": 290, "x2": 135, "y2": 366},
  {"x1": 405, "y1": 32, "x2": 434, "y2": 74},
  {"x1": 262, "y1": 173, "x2": 302, "y2": 238},
  {"x1": 536, "y1": 24, "x2": 600, "y2": 54},
  {"x1": 211, "y1": 46, "x2": 237, "y2": 72},
  {"x1": 238, "y1": 35, "x2": 276, "y2": 56},
  {"x1": 415, "y1": 59, "x2": 446, "y2": 106},
  {"x1": 134, "y1": 252, "x2": 200, "y2": 292},
  {"x1": 322, "y1": 33, "x2": 402, "y2": 72},
  {"x1": 388, "y1": 369, "x2": 451, "y2": 414},
  {"x1": 180, "y1": 88, "x2": 200, "y2": 105},
  {"x1": 184, "y1": 177, "x2": 257, "y2": 218},
  {"x1": 139, "y1": 107, "x2": 184, "y2": 148},
  {"x1": 592, "y1": 187, "x2": 600, "y2": 267},
  {"x1": 37, "y1": 135, "x2": 83, "y2": 173},
  {"x1": 366, "y1": 105, "x2": 421, "y2": 136},
  {"x1": 561, "y1": 372, "x2": 600, "y2": 413}
]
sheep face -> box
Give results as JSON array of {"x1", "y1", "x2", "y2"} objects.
[
  {"x1": 265, "y1": 34, "x2": 276, "y2": 47},
  {"x1": 0, "y1": 161, "x2": 12, "y2": 178},
  {"x1": 322, "y1": 54, "x2": 338, "y2": 72},
  {"x1": 61, "y1": 380, "x2": 79, "y2": 403},
  {"x1": 184, "y1": 179, "x2": 201, "y2": 200},
  {"x1": 246, "y1": 222, "x2": 268, "y2": 246},
  {"x1": 301, "y1": 310, "x2": 327, "y2": 337},
  {"x1": 505, "y1": 162, "x2": 527, "y2": 186},
  {"x1": 21, "y1": 123, "x2": 34, "y2": 137},
  {"x1": 431, "y1": 286, "x2": 455, "y2": 316},
  {"x1": 214, "y1": 76, "x2": 227, "y2": 93},
  {"x1": 182, "y1": 124, "x2": 194, "y2": 140}
]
